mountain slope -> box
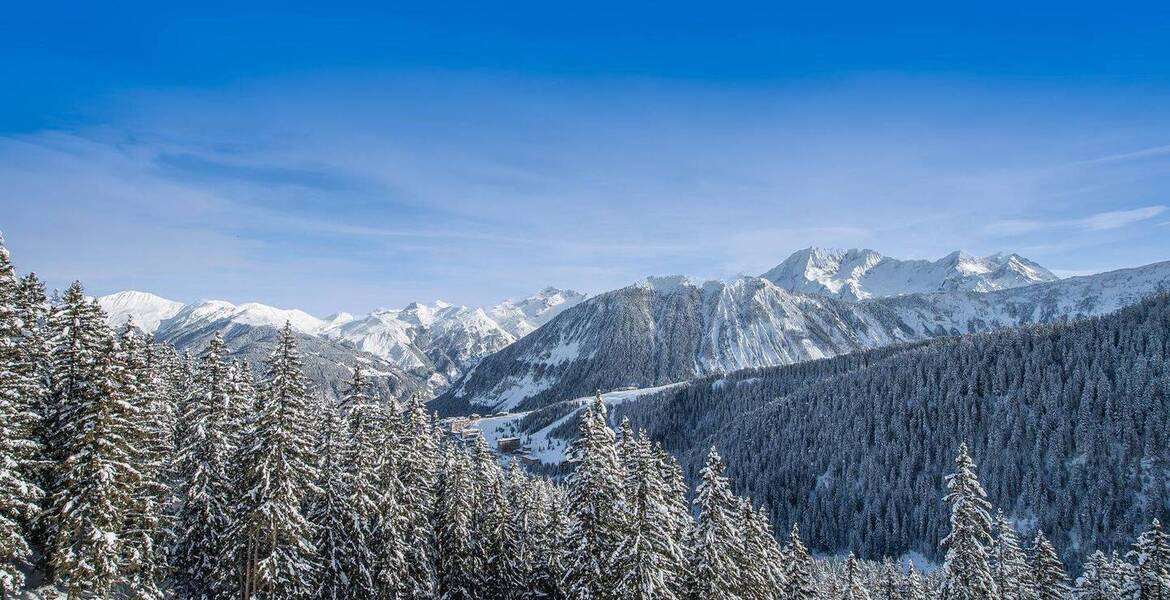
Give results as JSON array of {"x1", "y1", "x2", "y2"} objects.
[
  {"x1": 435, "y1": 276, "x2": 923, "y2": 413},
  {"x1": 437, "y1": 261, "x2": 1170, "y2": 414},
  {"x1": 762, "y1": 247, "x2": 1058, "y2": 301},
  {"x1": 615, "y1": 292, "x2": 1170, "y2": 568}
]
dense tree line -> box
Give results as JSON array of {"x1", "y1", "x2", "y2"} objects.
[
  {"x1": 615, "y1": 293, "x2": 1170, "y2": 568},
  {"x1": 2, "y1": 240, "x2": 1169, "y2": 599}
]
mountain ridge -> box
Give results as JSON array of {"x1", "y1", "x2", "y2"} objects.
[
  {"x1": 761, "y1": 247, "x2": 1059, "y2": 301},
  {"x1": 436, "y1": 259, "x2": 1170, "y2": 414}
]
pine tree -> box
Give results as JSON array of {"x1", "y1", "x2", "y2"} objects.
[
  {"x1": 481, "y1": 474, "x2": 523, "y2": 599},
  {"x1": 1075, "y1": 550, "x2": 1122, "y2": 600},
  {"x1": 653, "y1": 442, "x2": 691, "y2": 582},
  {"x1": 1030, "y1": 531, "x2": 1068, "y2": 600},
  {"x1": 784, "y1": 524, "x2": 817, "y2": 600},
  {"x1": 115, "y1": 323, "x2": 170, "y2": 599},
  {"x1": 940, "y1": 443, "x2": 997, "y2": 600},
  {"x1": 42, "y1": 282, "x2": 108, "y2": 584},
  {"x1": 611, "y1": 432, "x2": 685, "y2": 600},
  {"x1": 47, "y1": 291, "x2": 142, "y2": 597},
  {"x1": 437, "y1": 447, "x2": 479, "y2": 600},
  {"x1": 308, "y1": 400, "x2": 355, "y2": 600},
  {"x1": 0, "y1": 238, "x2": 42, "y2": 599},
  {"x1": 15, "y1": 272, "x2": 50, "y2": 509},
  {"x1": 842, "y1": 553, "x2": 871, "y2": 600},
  {"x1": 527, "y1": 484, "x2": 571, "y2": 600},
  {"x1": 739, "y1": 501, "x2": 785, "y2": 600},
  {"x1": 992, "y1": 510, "x2": 1030, "y2": 600},
  {"x1": 1128, "y1": 519, "x2": 1170, "y2": 600},
  {"x1": 687, "y1": 447, "x2": 744, "y2": 600},
  {"x1": 399, "y1": 394, "x2": 440, "y2": 599},
  {"x1": 173, "y1": 333, "x2": 237, "y2": 599},
  {"x1": 564, "y1": 394, "x2": 626, "y2": 600},
  {"x1": 876, "y1": 559, "x2": 899, "y2": 600},
  {"x1": 338, "y1": 369, "x2": 381, "y2": 598},
  {"x1": 371, "y1": 403, "x2": 407, "y2": 600},
  {"x1": 903, "y1": 564, "x2": 928, "y2": 600},
  {"x1": 228, "y1": 323, "x2": 320, "y2": 599}
]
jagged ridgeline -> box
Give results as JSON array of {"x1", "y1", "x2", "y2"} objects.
[
  {"x1": 436, "y1": 261, "x2": 1170, "y2": 416},
  {"x1": 615, "y1": 292, "x2": 1170, "y2": 567}
]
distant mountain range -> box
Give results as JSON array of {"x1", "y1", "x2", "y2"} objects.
[
  {"x1": 97, "y1": 287, "x2": 588, "y2": 396},
  {"x1": 98, "y1": 248, "x2": 1170, "y2": 412},
  {"x1": 435, "y1": 255, "x2": 1170, "y2": 414}
]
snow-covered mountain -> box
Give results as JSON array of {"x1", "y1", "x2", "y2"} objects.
[
  {"x1": 100, "y1": 296, "x2": 426, "y2": 401},
  {"x1": 96, "y1": 286, "x2": 584, "y2": 397},
  {"x1": 155, "y1": 299, "x2": 329, "y2": 339},
  {"x1": 488, "y1": 287, "x2": 588, "y2": 337},
  {"x1": 318, "y1": 301, "x2": 516, "y2": 392},
  {"x1": 97, "y1": 290, "x2": 184, "y2": 334},
  {"x1": 436, "y1": 260, "x2": 1170, "y2": 414},
  {"x1": 761, "y1": 247, "x2": 1058, "y2": 301}
]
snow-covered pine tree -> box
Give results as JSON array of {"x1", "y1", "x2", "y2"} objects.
[
  {"x1": 141, "y1": 343, "x2": 182, "y2": 573},
  {"x1": 784, "y1": 524, "x2": 817, "y2": 600},
  {"x1": 173, "y1": 333, "x2": 237, "y2": 599},
  {"x1": 876, "y1": 559, "x2": 899, "y2": 600},
  {"x1": 308, "y1": 400, "x2": 356, "y2": 600},
  {"x1": 686, "y1": 447, "x2": 744, "y2": 600},
  {"x1": 611, "y1": 432, "x2": 684, "y2": 600},
  {"x1": 437, "y1": 446, "x2": 479, "y2": 600},
  {"x1": 939, "y1": 443, "x2": 997, "y2": 600},
  {"x1": 49, "y1": 312, "x2": 142, "y2": 598},
  {"x1": 527, "y1": 482, "x2": 571, "y2": 600},
  {"x1": 15, "y1": 272, "x2": 50, "y2": 484},
  {"x1": 564, "y1": 394, "x2": 626, "y2": 600},
  {"x1": 468, "y1": 436, "x2": 505, "y2": 593},
  {"x1": 653, "y1": 442, "x2": 691, "y2": 580},
  {"x1": 168, "y1": 351, "x2": 197, "y2": 468},
  {"x1": 225, "y1": 359, "x2": 256, "y2": 450},
  {"x1": 903, "y1": 564, "x2": 928, "y2": 600},
  {"x1": 41, "y1": 282, "x2": 108, "y2": 584},
  {"x1": 115, "y1": 322, "x2": 170, "y2": 599},
  {"x1": 1075, "y1": 550, "x2": 1122, "y2": 600},
  {"x1": 337, "y1": 368, "x2": 381, "y2": 598},
  {"x1": 992, "y1": 510, "x2": 1031, "y2": 600},
  {"x1": 371, "y1": 394, "x2": 409, "y2": 599},
  {"x1": 842, "y1": 553, "x2": 872, "y2": 600},
  {"x1": 617, "y1": 417, "x2": 638, "y2": 480},
  {"x1": 228, "y1": 323, "x2": 319, "y2": 599},
  {"x1": 0, "y1": 238, "x2": 42, "y2": 599},
  {"x1": 399, "y1": 394, "x2": 440, "y2": 599},
  {"x1": 1127, "y1": 519, "x2": 1170, "y2": 600},
  {"x1": 506, "y1": 465, "x2": 538, "y2": 594},
  {"x1": 1030, "y1": 531, "x2": 1068, "y2": 600},
  {"x1": 15, "y1": 273, "x2": 53, "y2": 580},
  {"x1": 481, "y1": 474, "x2": 523, "y2": 599},
  {"x1": 739, "y1": 501, "x2": 785, "y2": 600}
]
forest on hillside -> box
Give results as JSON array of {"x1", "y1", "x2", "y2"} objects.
[{"x1": 615, "y1": 294, "x2": 1170, "y2": 569}]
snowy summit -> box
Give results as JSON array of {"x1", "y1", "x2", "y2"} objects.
[{"x1": 760, "y1": 247, "x2": 1059, "y2": 301}]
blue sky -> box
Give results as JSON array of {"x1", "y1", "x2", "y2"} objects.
[{"x1": 2, "y1": 1, "x2": 1169, "y2": 314}]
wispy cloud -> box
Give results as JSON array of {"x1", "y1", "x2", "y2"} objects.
[
  {"x1": 4, "y1": 73, "x2": 1170, "y2": 313},
  {"x1": 1063, "y1": 143, "x2": 1170, "y2": 168},
  {"x1": 1078, "y1": 206, "x2": 1167, "y2": 230},
  {"x1": 986, "y1": 206, "x2": 1167, "y2": 235}
]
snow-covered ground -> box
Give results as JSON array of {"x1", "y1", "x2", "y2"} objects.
[{"x1": 470, "y1": 382, "x2": 689, "y2": 465}]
